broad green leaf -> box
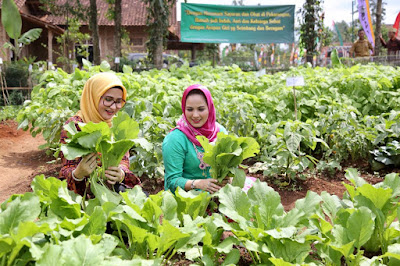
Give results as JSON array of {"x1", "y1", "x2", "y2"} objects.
[
  {"x1": 330, "y1": 239, "x2": 356, "y2": 258},
  {"x1": 282, "y1": 191, "x2": 321, "y2": 227},
  {"x1": 1, "y1": 0, "x2": 21, "y2": 40},
  {"x1": 0, "y1": 237, "x2": 13, "y2": 257},
  {"x1": 100, "y1": 61, "x2": 111, "y2": 72},
  {"x1": 91, "y1": 181, "x2": 121, "y2": 206},
  {"x1": 269, "y1": 257, "x2": 295, "y2": 265},
  {"x1": 99, "y1": 139, "x2": 135, "y2": 169},
  {"x1": 81, "y1": 206, "x2": 107, "y2": 236},
  {"x1": 229, "y1": 167, "x2": 246, "y2": 188},
  {"x1": 82, "y1": 58, "x2": 92, "y2": 70},
  {"x1": 222, "y1": 249, "x2": 240, "y2": 265},
  {"x1": 63, "y1": 121, "x2": 79, "y2": 136},
  {"x1": 0, "y1": 193, "x2": 40, "y2": 235},
  {"x1": 285, "y1": 131, "x2": 302, "y2": 153},
  {"x1": 357, "y1": 184, "x2": 392, "y2": 210},
  {"x1": 77, "y1": 130, "x2": 102, "y2": 149},
  {"x1": 239, "y1": 137, "x2": 260, "y2": 160},
  {"x1": 382, "y1": 173, "x2": 400, "y2": 197},
  {"x1": 218, "y1": 185, "x2": 251, "y2": 228},
  {"x1": 320, "y1": 191, "x2": 342, "y2": 222},
  {"x1": 37, "y1": 244, "x2": 63, "y2": 266},
  {"x1": 161, "y1": 191, "x2": 178, "y2": 223},
  {"x1": 310, "y1": 213, "x2": 333, "y2": 234},
  {"x1": 60, "y1": 143, "x2": 93, "y2": 160},
  {"x1": 120, "y1": 205, "x2": 147, "y2": 223},
  {"x1": 49, "y1": 185, "x2": 82, "y2": 219},
  {"x1": 122, "y1": 64, "x2": 133, "y2": 74},
  {"x1": 264, "y1": 236, "x2": 311, "y2": 264},
  {"x1": 59, "y1": 216, "x2": 88, "y2": 233},
  {"x1": 346, "y1": 207, "x2": 375, "y2": 248},
  {"x1": 18, "y1": 28, "x2": 42, "y2": 45},
  {"x1": 175, "y1": 188, "x2": 211, "y2": 220},
  {"x1": 121, "y1": 185, "x2": 147, "y2": 211},
  {"x1": 198, "y1": 133, "x2": 259, "y2": 182},
  {"x1": 157, "y1": 220, "x2": 190, "y2": 256},
  {"x1": 111, "y1": 111, "x2": 139, "y2": 140},
  {"x1": 247, "y1": 180, "x2": 284, "y2": 229},
  {"x1": 141, "y1": 197, "x2": 163, "y2": 224},
  {"x1": 345, "y1": 168, "x2": 367, "y2": 187},
  {"x1": 7, "y1": 221, "x2": 51, "y2": 264},
  {"x1": 133, "y1": 137, "x2": 153, "y2": 151},
  {"x1": 60, "y1": 235, "x2": 106, "y2": 265}
]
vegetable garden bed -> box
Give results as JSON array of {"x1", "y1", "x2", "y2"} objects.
[{"x1": 2, "y1": 61, "x2": 400, "y2": 264}]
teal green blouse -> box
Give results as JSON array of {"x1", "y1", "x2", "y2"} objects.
[{"x1": 162, "y1": 125, "x2": 227, "y2": 193}]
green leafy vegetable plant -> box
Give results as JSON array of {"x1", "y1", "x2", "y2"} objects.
[
  {"x1": 197, "y1": 132, "x2": 260, "y2": 187},
  {"x1": 60, "y1": 111, "x2": 139, "y2": 188}
]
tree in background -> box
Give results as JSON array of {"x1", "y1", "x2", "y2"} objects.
[
  {"x1": 105, "y1": 0, "x2": 122, "y2": 69},
  {"x1": 373, "y1": 0, "x2": 384, "y2": 55},
  {"x1": 142, "y1": 0, "x2": 175, "y2": 70},
  {"x1": 369, "y1": 0, "x2": 386, "y2": 25},
  {"x1": 89, "y1": 0, "x2": 100, "y2": 65},
  {"x1": 298, "y1": 0, "x2": 325, "y2": 63}
]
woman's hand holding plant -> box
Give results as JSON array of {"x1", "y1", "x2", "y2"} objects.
[
  {"x1": 105, "y1": 166, "x2": 125, "y2": 184},
  {"x1": 73, "y1": 153, "x2": 97, "y2": 180}
]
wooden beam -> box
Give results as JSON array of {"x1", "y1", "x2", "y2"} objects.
[
  {"x1": 5, "y1": 87, "x2": 31, "y2": 90},
  {"x1": 48, "y1": 29, "x2": 53, "y2": 63}
]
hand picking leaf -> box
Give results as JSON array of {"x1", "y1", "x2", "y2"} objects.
[{"x1": 197, "y1": 132, "x2": 260, "y2": 187}]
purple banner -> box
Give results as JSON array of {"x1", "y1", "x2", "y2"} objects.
[{"x1": 357, "y1": 0, "x2": 375, "y2": 47}]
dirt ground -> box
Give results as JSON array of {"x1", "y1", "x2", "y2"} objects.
[{"x1": 0, "y1": 120, "x2": 386, "y2": 210}]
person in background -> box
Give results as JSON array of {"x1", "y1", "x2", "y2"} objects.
[
  {"x1": 163, "y1": 84, "x2": 228, "y2": 194},
  {"x1": 379, "y1": 27, "x2": 400, "y2": 62},
  {"x1": 350, "y1": 29, "x2": 374, "y2": 58},
  {"x1": 59, "y1": 72, "x2": 141, "y2": 196}
]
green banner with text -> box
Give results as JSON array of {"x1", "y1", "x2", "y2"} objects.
[{"x1": 181, "y1": 3, "x2": 294, "y2": 43}]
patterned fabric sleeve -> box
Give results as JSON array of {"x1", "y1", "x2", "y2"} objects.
[{"x1": 119, "y1": 152, "x2": 141, "y2": 188}]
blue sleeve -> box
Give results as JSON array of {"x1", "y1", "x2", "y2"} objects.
[
  {"x1": 218, "y1": 123, "x2": 228, "y2": 134},
  {"x1": 162, "y1": 131, "x2": 188, "y2": 193}
]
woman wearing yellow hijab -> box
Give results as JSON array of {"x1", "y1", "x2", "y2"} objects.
[{"x1": 59, "y1": 72, "x2": 141, "y2": 196}]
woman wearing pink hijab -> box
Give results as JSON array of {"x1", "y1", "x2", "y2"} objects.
[{"x1": 163, "y1": 84, "x2": 228, "y2": 194}]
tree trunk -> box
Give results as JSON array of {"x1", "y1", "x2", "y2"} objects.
[
  {"x1": 154, "y1": 35, "x2": 163, "y2": 69},
  {"x1": 89, "y1": 0, "x2": 100, "y2": 65},
  {"x1": 114, "y1": 0, "x2": 122, "y2": 69},
  {"x1": 305, "y1": 0, "x2": 315, "y2": 64},
  {"x1": 374, "y1": 0, "x2": 382, "y2": 56}
]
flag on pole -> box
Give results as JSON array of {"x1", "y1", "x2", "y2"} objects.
[
  {"x1": 394, "y1": 11, "x2": 400, "y2": 38},
  {"x1": 332, "y1": 21, "x2": 344, "y2": 46},
  {"x1": 270, "y1": 43, "x2": 275, "y2": 65},
  {"x1": 289, "y1": 43, "x2": 295, "y2": 65},
  {"x1": 357, "y1": 0, "x2": 375, "y2": 47}
]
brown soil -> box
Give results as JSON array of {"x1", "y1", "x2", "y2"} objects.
[{"x1": 0, "y1": 121, "x2": 61, "y2": 202}]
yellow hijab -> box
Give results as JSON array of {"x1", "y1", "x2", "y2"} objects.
[{"x1": 77, "y1": 72, "x2": 127, "y2": 126}]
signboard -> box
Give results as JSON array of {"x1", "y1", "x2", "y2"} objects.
[
  {"x1": 181, "y1": 3, "x2": 294, "y2": 44},
  {"x1": 286, "y1": 76, "x2": 304, "y2": 87}
]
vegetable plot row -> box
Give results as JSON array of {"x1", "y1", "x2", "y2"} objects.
[
  {"x1": 1, "y1": 169, "x2": 400, "y2": 265},
  {"x1": 17, "y1": 61, "x2": 400, "y2": 178}
]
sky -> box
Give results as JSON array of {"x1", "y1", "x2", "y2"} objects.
[{"x1": 177, "y1": 0, "x2": 400, "y2": 28}]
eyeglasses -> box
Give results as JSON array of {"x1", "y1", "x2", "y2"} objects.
[{"x1": 101, "y1": 96, "x2": 126, "y2": 108}]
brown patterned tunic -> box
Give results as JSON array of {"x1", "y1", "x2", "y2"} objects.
[{"x1": 59, "y1": 115, "x2": 141, "y2": 196}]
